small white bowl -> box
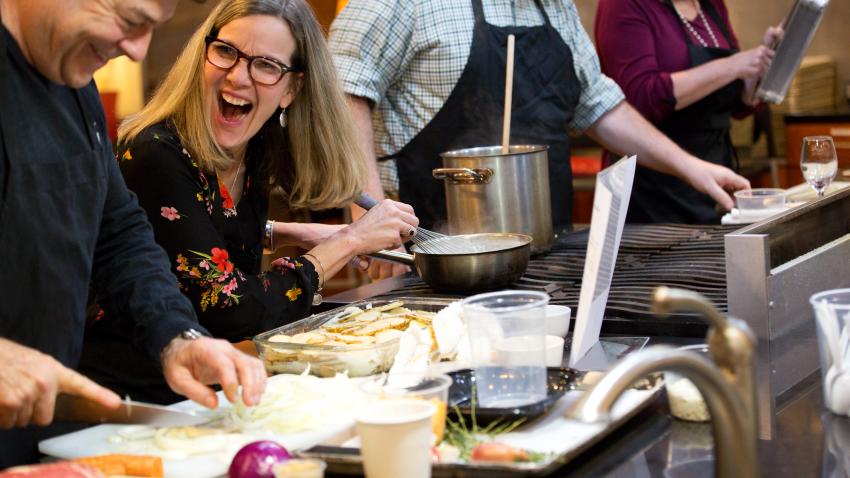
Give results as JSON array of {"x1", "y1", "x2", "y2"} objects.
[
  {"x1": 545, "y1": 305, "x2": 572, "y2": 337},
  {"x1": 545, "y1": 335, "x2": 565, "y2": 367}
]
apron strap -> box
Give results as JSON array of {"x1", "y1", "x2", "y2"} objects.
[
  {"x1": 470, "y1": 0, "x2": 485, "y2": 25},
  {"x1": 532, "y1": 0, "x2": 553, "y2": 26}
]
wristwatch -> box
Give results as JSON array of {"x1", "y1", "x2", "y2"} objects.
[
  {"x1": 179, "y1": 328, "x2": 204, "y2": 341},
  {"x1": 161, "y1": 327, "x2": 206, "y2": 361}
]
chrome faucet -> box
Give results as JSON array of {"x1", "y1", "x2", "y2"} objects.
[{"x1": 566, "y1": 286, "x2": 758, "y2": 478}]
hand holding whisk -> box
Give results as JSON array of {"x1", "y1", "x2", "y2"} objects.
[{"x1": 354, "y1": 193, "x2": 458, "y2": 254}]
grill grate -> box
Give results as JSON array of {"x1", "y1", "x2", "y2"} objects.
[{"x1": 373, "y1": 224, "x2": 738, "y2": 336}]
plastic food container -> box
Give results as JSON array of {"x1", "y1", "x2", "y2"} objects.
[
  {"x1": 665, "y1": 344, "x2": 710, "y2": 422},
  {"x1": 254, "y1": 297, "x2": 455, "y2": 377},
  {"x1": 734, "y1": 188, "x2": 786, "y2": 210}
]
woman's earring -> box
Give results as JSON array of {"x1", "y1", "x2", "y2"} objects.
[{"x1": 279, "y1": 108, "x2": 287, "y2": 128}]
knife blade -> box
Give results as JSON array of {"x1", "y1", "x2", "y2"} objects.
[{"x1": 54, "y1": 393, "x2": 209, "y2": 427}]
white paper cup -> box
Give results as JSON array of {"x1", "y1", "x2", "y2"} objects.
[
  {"x1": 544, "y1": 305, "x2": 571, "y2": 337},
  {"x1": 355, "y1": 399, "x2": 436, "y2": 478},
  {"x1": 544, "y1": 335, "x2": 565, "y2": 367}
]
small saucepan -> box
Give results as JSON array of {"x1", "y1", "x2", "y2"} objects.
[{"x1": 369, "y1": 233, "x2": 533, "y2": 292}]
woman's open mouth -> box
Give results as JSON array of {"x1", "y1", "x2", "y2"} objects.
[{"x1": 219, "y1": 92, "x2": 254, "y2": 123}]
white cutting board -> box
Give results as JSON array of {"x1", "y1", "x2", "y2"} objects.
[{"x1": 39, "y1": 387, "x2": 356, "y2": 478}]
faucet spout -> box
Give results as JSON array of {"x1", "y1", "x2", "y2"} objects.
[
  {"x1": 652, "y1": 286, "x2": 759, "y2": 445},
  {"x1": 566, "y1": 346, "x2": 758, "y2": 478}
]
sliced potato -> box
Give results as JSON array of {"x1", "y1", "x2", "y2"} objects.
[
  {"x1": 352, "y1": 317, "x2": 410, "y2": 336},
  {"x1": 290, "y1": 331, "x2": 327, "y2": 345},
  {"x1": 374, "y1": 329, "x2": 404, "y2": 343},
  {"x1": 355, "y1": 309, "x2": 382, "y2": 323},
  {"x1": 322, "y1": 332, "x2": 376, "y2": 345},
  {"x1": 371, "y1": 300, "x2": 405, "y2": 313},
  {"x1": 381, "y1": 307, "x2": 411, "y2": 317}
]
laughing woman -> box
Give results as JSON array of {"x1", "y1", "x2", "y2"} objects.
[{"x1": 80, "y1": 0, "x2": 418, "y2": 403}]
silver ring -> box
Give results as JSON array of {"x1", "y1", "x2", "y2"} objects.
[{"x1": 408, "y1": 228, "x2": 416, "y2": 237}]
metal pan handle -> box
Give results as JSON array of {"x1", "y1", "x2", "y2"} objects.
[
  {"x1": 432, "y1": 168, "x2": 494, "y2": 184},
  {"x1": 367, "y1": 249, "x2": 415, "y2": 265}
]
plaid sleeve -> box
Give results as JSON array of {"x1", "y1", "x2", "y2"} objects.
[
  {"x1": 560, "y1": 2, "x2": 625, "y2": 132},
  {"x1": 329, "y1": 0, "x2": 416, "y2": 104}
]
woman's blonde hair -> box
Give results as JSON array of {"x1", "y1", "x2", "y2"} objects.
[{"x1": 119, "y1": 0, "x2": 366, "y2": 209}]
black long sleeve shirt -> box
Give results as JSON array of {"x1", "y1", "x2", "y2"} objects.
[{"x1": 0, "y1": 23, "x2": 206, "y2": 467}]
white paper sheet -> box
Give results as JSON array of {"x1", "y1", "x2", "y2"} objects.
[{"x1": 569, "y1": 156, "x2": 636, "y2": 366}]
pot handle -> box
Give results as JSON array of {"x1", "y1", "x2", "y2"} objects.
[
  {"x1": 367, "y1": 249, "x2": 416, "y2": 265},
  {"x1": 432, "y1": 168, "x2": 494, "y2": 184}
]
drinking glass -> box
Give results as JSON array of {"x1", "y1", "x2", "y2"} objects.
[{"x1": 800, "y1": 135, "x2": 838, "y2": 198}]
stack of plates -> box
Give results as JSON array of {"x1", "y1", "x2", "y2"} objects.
[{"x1": 786, "y1": 55, "x2": 836, "y2": 113}]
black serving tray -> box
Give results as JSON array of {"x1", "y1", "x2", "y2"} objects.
[{"x1": 447, "y1": 367, "x2": 585, "y2": 426}]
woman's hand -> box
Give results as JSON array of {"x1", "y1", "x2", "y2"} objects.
[
  {"x1": 730, "y1": 45, "x2": 775, "y2": 80},
  {"x1": 299, "y1": 200, "x2": 418, "y2": 287},
  {"x1": 337, "y1": 199, "x2": 419, "y2": 255},
  {"x1": 762, "y1": 25, "x2": 784, "y2": 49},
  {"x1": 730, "y1": 24, "x2": 783, "y2": 81}
]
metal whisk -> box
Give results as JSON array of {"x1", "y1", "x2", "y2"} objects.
[{"x1": 354, "y1": 193, "x2": 464, "y2": 254}]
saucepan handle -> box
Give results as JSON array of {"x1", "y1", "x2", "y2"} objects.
[
  {"x1": 432, "y1": 168, "x2": 494, "y2": 184},
  {"x1": 367, "y1": 249, "x2": 416, "y2": 265}
]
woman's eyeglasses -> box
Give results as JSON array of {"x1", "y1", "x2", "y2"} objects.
[{"x1": 204, "y1": 36, "x2": 298, "y2": 86}]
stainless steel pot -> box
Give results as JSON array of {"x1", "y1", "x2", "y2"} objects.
[
  {"x1": 369, "y1": 233, "x2": 532, "y2": 292},
  {"x1": 434, "y1": 145, "x2": 553, "y2": 254}
]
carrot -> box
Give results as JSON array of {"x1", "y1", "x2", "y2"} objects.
[{"x1": 72, "y1": 454, "x2": 163, "y2": 478}]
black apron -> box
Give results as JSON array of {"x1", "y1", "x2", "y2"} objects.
[
  {"x1": 0, "y1": 23, "x2": 109, "y2": 467},
  {"x1": 394, "y1": 0, "x2": 581, "y2": 230},
  {"x1": 626, "y1": 0, "x2": 742, "y2": 224}
]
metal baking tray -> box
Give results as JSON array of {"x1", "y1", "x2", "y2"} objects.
[{"x1": 299, "y1": 377, "x2": 663, "y2": 476}]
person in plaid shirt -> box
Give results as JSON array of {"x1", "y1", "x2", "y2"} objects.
[{"x1": 329, "y1": 0, "x2": 751, "y2": 277}]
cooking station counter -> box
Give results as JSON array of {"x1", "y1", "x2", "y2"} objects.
[
  {"x1": 319, "y1": 212, "x2": 850, "y2": 477},
  {"x1": 323, "y1": 223, "x2": 737, "y2": 338},
  {"x1": 318, "y1": 336, "x2": 839, "y2": 478}
]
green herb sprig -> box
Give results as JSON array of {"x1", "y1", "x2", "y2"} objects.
[{"x1": 443, "y1": 390, "x2": 526, "y2": 461}]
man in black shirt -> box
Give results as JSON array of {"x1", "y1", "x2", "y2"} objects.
[{"x1": 0, "y1": 0, "x2": 267, "y2": 466}]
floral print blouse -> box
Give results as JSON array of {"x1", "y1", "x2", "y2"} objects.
[{"x1": 103, "y1": 122, "x2": 318, "y2": 341}]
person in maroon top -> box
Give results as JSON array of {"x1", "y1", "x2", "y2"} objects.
[{"x1": 595, "y1": 0, "x2": 782, "y2": 223}]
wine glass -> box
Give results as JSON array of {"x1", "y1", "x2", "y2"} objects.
[{"x1": 800, "y1": 135, "x2": 838, "y2": 198}]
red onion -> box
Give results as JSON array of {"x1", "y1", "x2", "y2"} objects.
[{"x1": 228, "y1": 440, "x2": 292, "y2": 478}]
